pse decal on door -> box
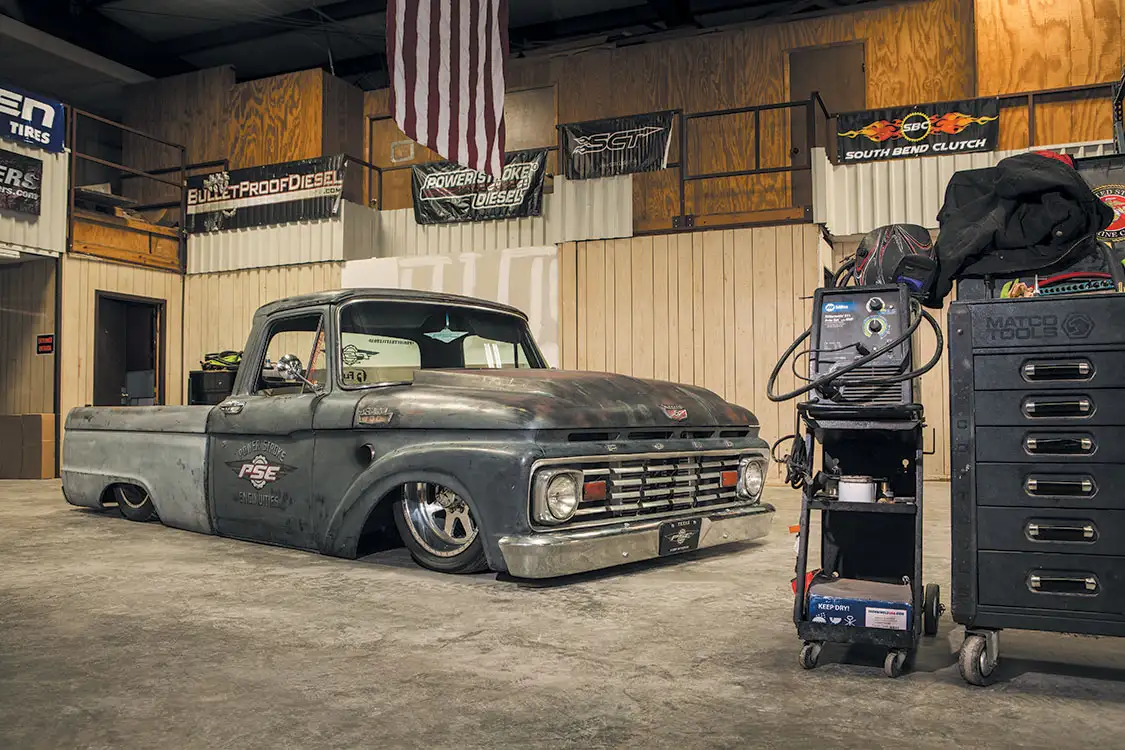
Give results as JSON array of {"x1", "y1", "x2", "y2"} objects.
[{"x1": 225, "y1": 440, "x2": 297, "y2": 509}]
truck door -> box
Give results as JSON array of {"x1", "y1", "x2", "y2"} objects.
[{"x1": 208, "y1": 309, "x2": 331, "y2": 549}]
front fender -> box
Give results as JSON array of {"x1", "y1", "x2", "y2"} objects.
[{"x1": 321, "y1": 441, "x2": 541, "y2": 569}]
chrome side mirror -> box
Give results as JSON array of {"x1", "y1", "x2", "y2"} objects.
[{"x1": 276, "y1": 354, "x2": 304, "y2": 380}]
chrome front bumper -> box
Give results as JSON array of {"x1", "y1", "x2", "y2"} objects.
[{"x1": 497, "y1": 503, "x2": 775, "y2": 579}]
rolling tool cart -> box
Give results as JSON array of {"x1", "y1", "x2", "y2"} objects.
[
  {"x1": 767, "y1": 225, "x2": 945, "y2": 677},
  {"x1": 949, "y1": 290, "x2": 1125, "y2": 686}
]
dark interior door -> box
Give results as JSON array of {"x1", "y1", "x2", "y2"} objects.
[
  {"x1": 789, "y1": 42, "x2": 866, "y2": 207},
  {"x1": 94, "y1": 297, "x2": 127, "y2": 406},
  {"x1": 94, "y1": 295, "x2": 160, "y2": 406}
]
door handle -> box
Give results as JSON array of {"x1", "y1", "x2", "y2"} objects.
[
  {"x1": 1025, "y1": 477, "x2": 1095, "y2": 496},
  {"x1": 1026, "y1": 522, "x2": 1097, "y2": 542},
  {"x1": 1022, "y1": 398, "x2": 1092, "y2": 418},
  {"x1": 1025, "y1": 436, "x2": 1093, "y2": 455},
  {"x1": 1029, "y1": 573, "x2": 1099, "y2": 593},
  {"x1": 1022, "y1": 361, "x2": 1092, "y2": 382},
  {"x1": 219, "y1": 400, "x2": 244, "y2": 415}
]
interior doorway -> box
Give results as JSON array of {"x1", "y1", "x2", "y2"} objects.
[
  {"x1": 789, "y1": 42, "x2": 867, "y2": 206},
  {"x1": 93, "y1": 292, "x2": 164, "y2": 407}
]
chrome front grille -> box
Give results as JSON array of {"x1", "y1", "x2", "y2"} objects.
[{"x1": 543, "y1": 452, "x2": 750, "y2": 528}]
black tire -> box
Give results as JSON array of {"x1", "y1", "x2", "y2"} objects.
[
  {"x1": 393, "y1": 485, "x2": 489, "y2": 575},
  {"x1": 884, "y1": 649, "x2": 907, "y2": 678},
  {"x1": 114, "y1": 485, "x2": 158, "y2": 522},
  {"x1": 924, "y1": 583, "x2": 941, "y2": 636},
  {"x1": 799, "y1": 641, "x2": 821, "y2": 670},
  {"x1": 958, "y1": 634, "x2": 997, "y2": 687}
]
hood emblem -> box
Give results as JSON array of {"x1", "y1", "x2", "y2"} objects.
[{"x1": 661, "y1": 403, "x2": 688, "y2": 421}]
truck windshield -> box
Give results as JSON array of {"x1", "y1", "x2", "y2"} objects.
[{"x1": 338, "y1": 300, "x2": 546, "y2": 387}]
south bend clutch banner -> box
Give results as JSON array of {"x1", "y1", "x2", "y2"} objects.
[
  {"x1": 412, "y1": 149, "x2": 547, "y2": 225},
  {"x1": 836, "y1": 98, "x2": 1000, "y2": 163}
]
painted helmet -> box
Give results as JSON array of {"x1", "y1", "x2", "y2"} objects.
[{"x1": 853, "y1": 223, "x2": 936, "y2": 295}]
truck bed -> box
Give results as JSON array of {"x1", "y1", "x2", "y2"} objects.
[{"x1": 62, "y1": 405, "x2": 214, "y2": 535}]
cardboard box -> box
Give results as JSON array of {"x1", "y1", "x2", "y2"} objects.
[
  {"x1": 21, "y1": 414, "x2": 55, "y2": 445},
  {"x1": 807, "y1": 578, "x2": 913, "y2": 631},
  {"x1": 0, "y1": 415, "x2": 22, "y2": 479},
  {"x1": 21, "y1": 440, "x2": 56, "y2": 480}
]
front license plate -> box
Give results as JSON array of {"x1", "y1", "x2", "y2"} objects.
[{"x1": 658, "y1": 517, "x2": 702, "y2": 556}]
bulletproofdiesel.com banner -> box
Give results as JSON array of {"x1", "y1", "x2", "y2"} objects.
[
  {"x1": 836, "y1": 98, "x2": 1000, "y2": 164},
  {"x1": 185, "y1": 154, "x2": 346, "y2": 233}
]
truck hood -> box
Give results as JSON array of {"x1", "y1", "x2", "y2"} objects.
[{"x1": 352, "y1": 369, "x2": 757, "y2": 431}]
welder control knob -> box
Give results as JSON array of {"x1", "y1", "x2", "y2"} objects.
[
  {"x1": 867, "y1": 297, "x2": 884, "y2": 312},
  {"x1": 868, "y1": 318, "x2": 884, "y2": 334}
]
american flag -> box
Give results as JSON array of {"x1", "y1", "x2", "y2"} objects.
[{"x1": 387, "y1": 0, "x2": 509, "y2": 179}]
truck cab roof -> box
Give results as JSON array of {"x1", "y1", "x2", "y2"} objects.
[{"x1": 255, "y1": 288, "x2": 529, "y2": 320}]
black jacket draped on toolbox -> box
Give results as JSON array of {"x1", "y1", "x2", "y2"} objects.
[{"x1": 926, "y1": 152, "x2": 1114, "y2": 307}]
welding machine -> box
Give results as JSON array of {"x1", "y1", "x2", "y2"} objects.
[{"x1": 766, "y1": 224, "x2": 945, "y2": 678}]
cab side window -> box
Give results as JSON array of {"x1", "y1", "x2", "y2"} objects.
[{"x1": 256, "y1": 313, "x2": 327, "y2": 396}]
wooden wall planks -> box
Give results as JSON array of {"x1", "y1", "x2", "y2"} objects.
[
  {"x1": 0, "y1": 257, "x2": 56, "y2": 416},
  {"x1": 226, "y1": 70, "x2": 324, "y2": 170},
  {"x1": 59, "y1": 255, "x2": 184, "y2": 441},
  {"x1": 559, "y1": 226, "x2": 952, "y2": 480},
  {"x1": 181, "y1": 263, "x2": 343, "y2": 402},
  {"x1": 976, "y1": 0, "x2": 1124, "y2": 149},
  {"x1": 322, "y1": 72, "x2": 367, "y2": 203}
]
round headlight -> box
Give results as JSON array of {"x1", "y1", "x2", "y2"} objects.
[
  {"x1": 738, "y1": 458, "x2": 765, "y2": 499},
  {"x1": 545, "y1": 473, "x2": 580, "y2": 520}
]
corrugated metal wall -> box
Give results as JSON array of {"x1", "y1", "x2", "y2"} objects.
[
  {"x1": 181, "y1": 262, "x2": 342, "y2": 400},
  {"x1": 342, "y1": 247, "x2": 560, "y2": 366},
  {"x1": 814, "y1": 141, "x2": 1116, "y2": 238},
  {"x1": 188, "y1": 175, "x2": 632, "y2": 273},
  {"x1": 0, "y1": 257, "x2": 56, "y2": 415},
  {"x1": 0, "y1": 141, "x2": 68, "y2": 256}
]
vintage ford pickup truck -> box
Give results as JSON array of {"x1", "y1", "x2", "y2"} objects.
[{"x1": 62, "y1": 289, "x2": 774, "y2": 577}]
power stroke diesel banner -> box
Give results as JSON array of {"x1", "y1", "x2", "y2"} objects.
[
  {"x1": 412, "y1": 149, "x2": 547, "y2": 225},
  {"x1": 186, "y1": 154, "x2": 346, "y2": 233},
  {"x1": 0, "y1": 147, "x2": 42, "y2": 216},
  {"x1": 836, "y1": 98, "x2": 1000, "y2": 163},
  {"x1": 561, "y1": 111, "x2": 674, "y2": 180}
]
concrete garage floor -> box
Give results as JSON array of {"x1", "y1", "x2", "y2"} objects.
[{"x1": 2, "y1": 481, "x2": 1125, "y2": 749}]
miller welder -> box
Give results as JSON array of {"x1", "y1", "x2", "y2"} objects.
[{"x1": 766, "y1": 224, "x2": 946, "y2": 678}]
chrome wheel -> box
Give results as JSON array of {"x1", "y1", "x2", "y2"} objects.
[{"x1": 401, "y1": 483, "x2": 478, "y2": 558}]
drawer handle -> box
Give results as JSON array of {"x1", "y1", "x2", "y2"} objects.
[
  {"x1": 1025, "y1": 436, "x2": 1094, "y2": 455},
  {"x1": 1027, "y1": 522, "x2": 1097, "y2": 542},
  {"x1": 1029, "y1": 573, "x2": 1099, "y2": 593},
  {"x1": 1023, "y1": 398, "x2": 1092, "y2": 418},
  {"x1": 1023, "y1": 361, "x2": 1093, "y2": 382},
  {"x1": 1026, "y1": 478, "x2": 1095, "y2": 496}
]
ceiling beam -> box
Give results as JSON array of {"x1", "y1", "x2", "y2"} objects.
[
  {"x1": 644, "y1": 0, "x2": 697, "y2": 28},
  {"x1": 16, "y1": 0, "x2": 193, "y2": 78},
  {"x1": 163, "y1": 0, "x2": 387, "y2": 57}
]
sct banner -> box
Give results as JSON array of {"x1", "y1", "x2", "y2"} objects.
[
  {"x1": 836, "y1": 98, "x2": 1000, "y2": 163},
  {"x1": 0, "y1": 147, "x2": 42, "y2": 215},
  {"x1": 186, "y1": 154, "x2": 346, "y2": 233},
  {"x1": 561, "y1": 111, "x2": 675, "y2": 179},
  {"x1": 0, "y1": 82, "x2": 65, "y2": 153},
  {"x1": 412, "y1": 149, "x2": 547, "y2": 225}
]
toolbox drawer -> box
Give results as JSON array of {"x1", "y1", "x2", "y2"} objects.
[
  {"x1": 974, "y1": 389, "x2": 1125, "y2": 426},
  {"x1": 975, "y1": 426, "x2": 1125, "y2": 463},
  {"x1": 973, "y1": 351, "x2": 1125, "y2": 391},
  {"x1": 977, "y1": 507, "x2": 1125, "y2": 556},
  {"x1": 975, "y1": 463, "x2": 1125, "y2": 509},
  {"x1": 978, "y1": 551, "x2": 1125, "y2": 615}
]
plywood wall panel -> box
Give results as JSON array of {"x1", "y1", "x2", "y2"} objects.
[
  {"x1": 0, "y1": 258, "x2": 56, "y2": 416},
  {"x1": 227, "y1": 70, "x2": 325, "y2": 170}
]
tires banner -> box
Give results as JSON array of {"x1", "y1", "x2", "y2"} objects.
[
  {"x1": 186, "y1": 154, "x2": 346, "y2": 233},
  {"x1": 0, "y1": 81, "x2": 65, "y2": 153},
  {"x1": 836, "y1": 98, "x2": 1000, "y2": 163},
  {"x1": 412, "y1": 149, "x2": 547, "y2": 225},
  {"x1": 0, "y1": 147, "x2": 42, "y2": 216},
  {"x1": 560, "y1": 111, "x2": 675, "y2": 179}
]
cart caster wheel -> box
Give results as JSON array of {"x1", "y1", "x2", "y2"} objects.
[
  {"x1": 958, "y1": 634, "x2": 997, "y2": 686},
  {"x1": 884, "y1": 649, "x2": 907, "y2": 678},
  {"x1": 923, "y1": 583, "x2": 941, "y2": 636},
  {"x1": 799, "y1": 641, "x2": 822, "y2": 670}
]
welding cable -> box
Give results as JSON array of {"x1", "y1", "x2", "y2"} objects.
[
  {"x1": 847, "y1": 305, "x2": 944, "y2": 387},
  {"x1": 766, "y1": 300, "x2": 932, "y2": 403},
  {"x1": 832, "y1": 256, "x2": 856, "y2": 288},
  {"x1": 771, "y1": 433, "x2": 810, "y2": 490}
]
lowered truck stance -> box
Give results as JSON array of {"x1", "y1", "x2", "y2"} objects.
[{"x1": 62, "y1": 289, "x2": 774, "y2": 578}]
